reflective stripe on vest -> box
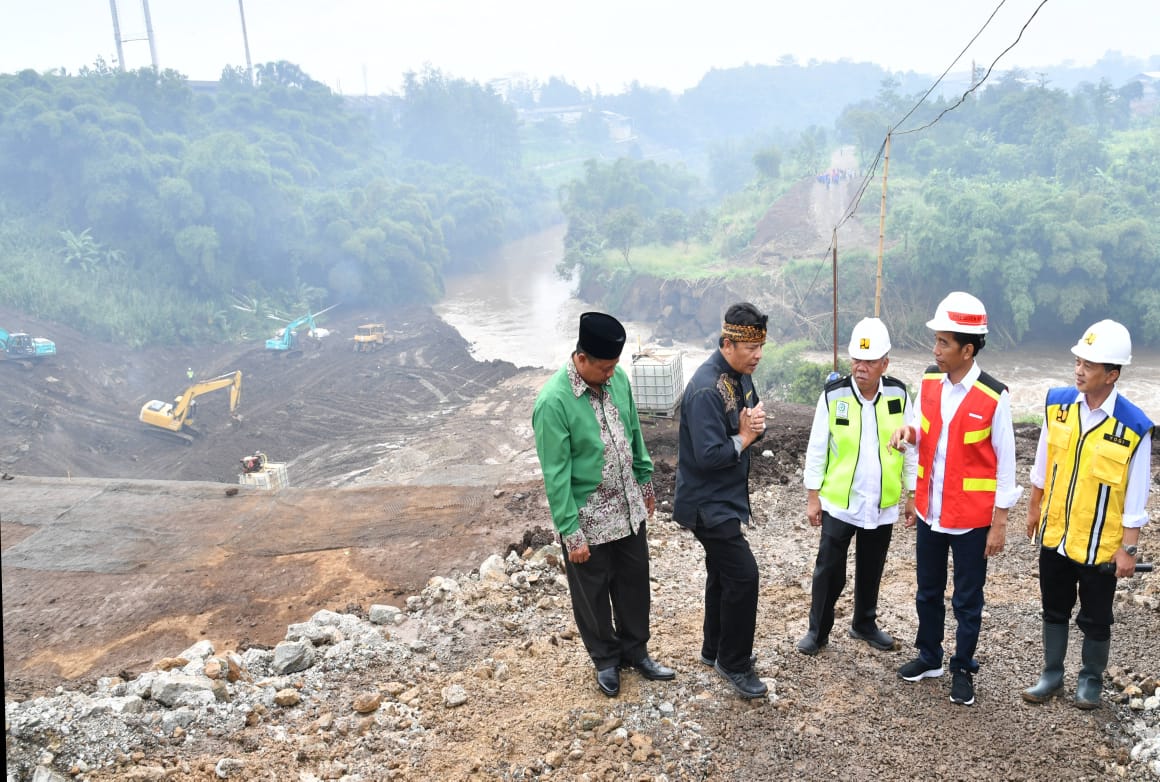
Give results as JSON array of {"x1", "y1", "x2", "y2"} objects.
[
  {"x1": 914, "y1": 368, "x2": 1005, "y2": 528},
  {"x1": 818, "y1": 376, "x2": 908, "y2": 510},
  {"x1": 1038, "y1": 388, "x2": 1152, "y2": 565}
]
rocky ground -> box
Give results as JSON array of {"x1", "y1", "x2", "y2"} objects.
[{"x1": 4, "y1": 297, "x2": 1160, "y2": 780}]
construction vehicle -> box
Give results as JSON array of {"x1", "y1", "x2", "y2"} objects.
[
  {"x1": 0, "y1": 326, "x2": 56, "y2": 363},
  {"x1": 139, "y1": 370, "x2": 242, "y2": 444},
  {"x1": 266, "y1": 305, "x2": 336, "y2": 355},
  {"x1": 352, "y1": 323, "x2": 389, "y2": 352}
]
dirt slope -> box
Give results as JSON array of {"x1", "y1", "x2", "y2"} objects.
[
  {"x1": 0, "y1": 304, "x2": 519, "y2": 485},
  {"x1": 1, "y1": 303, "x2": 545, "y2": 695}
]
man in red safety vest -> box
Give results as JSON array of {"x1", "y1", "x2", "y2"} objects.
[{"x1": 889, "y1": 292, "x2": 1021, "y2": 707}]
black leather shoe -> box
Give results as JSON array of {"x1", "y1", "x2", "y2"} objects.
[
  {"x1": 849, "y1": 626, "x2": 895, "y2": 651},
  {"x1": 795, "y1": 633, "x2": 829, "y2": 656},
  {"x1": 699, "y1": 653, "x2": 758, "y2": 669},
  {"x1": 595, "y1": 666, "x2": 620, "y2": 697},
  {"x1": 713, "y1": 661, "x2": 768, "y2": 699},
  {"x1": 623, "y1": 655, "x2": 676, "y2": 681}
]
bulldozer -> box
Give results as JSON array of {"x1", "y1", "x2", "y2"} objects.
[
  {"x1": 352, "y1": 323, "x2": 389, "y2": 352},
  {"x1": 139, "y1": 370, "x2": 242, "y2": 444}
]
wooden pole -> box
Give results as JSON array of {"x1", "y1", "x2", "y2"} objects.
[
  {"x1": 875, "y1": 132, "x2": 892, "y2": 317},
  {"x1": 832, "y1": 230, "x2": 839, "y2": 373}
]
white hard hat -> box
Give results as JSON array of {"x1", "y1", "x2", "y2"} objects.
[
  {"x1": 1071, "y1": 319, "x2": 1132, "y2": 365},
  {"x1": 848, "y1": 317, "x2": 891, "y2": 360},
  {"x1": 926, "y1": 291, "x2": 988, "y2": 334}
]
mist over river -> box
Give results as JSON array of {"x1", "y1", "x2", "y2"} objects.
[{"x1": 437, "y1": 227, "x2": 1160, "y2": 421}]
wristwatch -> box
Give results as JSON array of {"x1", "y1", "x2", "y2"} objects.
[{"x1": 1122, "y1": 544, "x2": 1138, "y2": 557}]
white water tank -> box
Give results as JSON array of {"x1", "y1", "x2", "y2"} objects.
[
  {"x1": 239, "y1": 462, "x2": 290, "y2": 490},
  {"x1": 630, "y1": 350, "x2": 684, "y2": 416}
]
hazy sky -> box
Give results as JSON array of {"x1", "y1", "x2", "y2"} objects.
[{"x1": 2, "y1": 0, "x2": 1157, "y2": 94}]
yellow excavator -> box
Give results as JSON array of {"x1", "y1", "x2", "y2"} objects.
[{"x1": 139, "y1": 370, "x2": 242, "y2": 444}]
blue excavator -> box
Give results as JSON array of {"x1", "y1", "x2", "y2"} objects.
[
  {"x1": 0, "y1": 326, "x2": 56, "y2": 364},
  {"x1": 265, "y1": 305, "x2": 336, "y2": 355}
]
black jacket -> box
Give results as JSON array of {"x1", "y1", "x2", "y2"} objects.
[{"x1": 673, "y1": 350, "x2": 763, "y2": 529}]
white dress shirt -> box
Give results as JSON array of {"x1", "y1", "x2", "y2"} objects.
[
  {"x1": 804, "y1": 378, "x2": 918, "y2": 529},
  {"x1": 907, "y1": 362, "x2": 1022, "y2": 535}
]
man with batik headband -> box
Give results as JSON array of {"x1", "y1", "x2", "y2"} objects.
[
  {"x1": 533, "y1": 312, "x2": 675, "y2": 698},
  {"x1": 674, "y1": 302, "x2": 770, "y2": 699}
]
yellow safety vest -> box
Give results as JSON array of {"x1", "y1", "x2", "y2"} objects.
[{"x1": 1039, "y1": 388, "x2": 1152, "y2": 565}]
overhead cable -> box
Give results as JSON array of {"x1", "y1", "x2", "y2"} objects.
[{"x1": 794, "y1": 0, "x2": 1051, "y2": 309}]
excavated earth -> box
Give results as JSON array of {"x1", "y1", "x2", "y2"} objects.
[{"x1": 3, "y1": 297, "x2": 1160, "y2": 782}]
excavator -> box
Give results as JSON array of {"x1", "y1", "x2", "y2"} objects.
[
  {"x1": 265, "y1": 305, "x2": 336, "y2": 355},
  {"x1": 0, "y1": 326, "x2": 56, "y2": 365},
  {"x1": 138, "y1": 370, "x2": 242, "y2": 444}
]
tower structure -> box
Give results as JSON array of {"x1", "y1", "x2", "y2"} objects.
[{"x1": 107, "y1": 0, "x2": 160, "y2": 72}]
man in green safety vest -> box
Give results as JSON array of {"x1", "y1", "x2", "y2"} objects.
[{"x1": 798, "y1": 317, "x2": 915, "y2": 657}]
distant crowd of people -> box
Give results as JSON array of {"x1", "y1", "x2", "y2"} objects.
[
  {"x1": 817, "y1": 167, "x2": 858, "y2": 186},
  {"x1": 532, "y1": 297, "x2": 1151, "y2": 710}
]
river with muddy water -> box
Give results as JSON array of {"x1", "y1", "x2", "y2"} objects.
[{"x1": 436, "y1": 226, "x2": 1160, "y2": 421}]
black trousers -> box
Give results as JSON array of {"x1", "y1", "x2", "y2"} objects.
[
  {"x1": 561, "y1": 520, "x2": 651, "y2": 670},
  {"x1": 806, "y1": 512, "x2": 893, "y2": 641},
  {"x1": 1038, "y1": 546, "x2": 1117, "y2": 641},
  {"x1": 693, "y1": 517, "x2": 759, "y2": 673}
]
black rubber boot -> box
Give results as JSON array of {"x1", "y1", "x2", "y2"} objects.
[
  {"x1": 1022, "y1": 622, "x2": 1068, "y2": 703},
  {"x1": 1074, "y1": 636, "x2": 1110, "y2": 710}
]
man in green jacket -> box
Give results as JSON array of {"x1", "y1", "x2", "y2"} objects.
[{"x1": 532, "y1": 312, "x2": 675, "y2": 697}]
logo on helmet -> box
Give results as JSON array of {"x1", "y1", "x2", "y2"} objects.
[
  {"x1": 860, "y1": 337, "x2": 871, "y2": 350},
  {"x1": 1084, "y1": 332, "x2": 1097, "y2": 346}
]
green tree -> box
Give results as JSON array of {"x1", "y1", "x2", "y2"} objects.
[
  {"x1": 654, "y1": 209, "x2": 689, "y2": 245},
  {"x1": 753, "y1": 146, "x2": 781, "y2": 179},
  {"x1": 603, "y1": 207, "x2": 642, "y2": 271},
  {"x1": 400, "y1": 67, "x2": 522, "y2": 177},
  {"x1": 59, "y1": 228, "x2": 102, "y2": 273}
]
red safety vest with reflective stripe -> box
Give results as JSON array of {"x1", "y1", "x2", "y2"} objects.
[{"x1": 914, "y1": 367, "x2": 1005, "y2": 529}]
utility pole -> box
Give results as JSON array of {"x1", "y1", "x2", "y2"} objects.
[
  {"x1": 832, "y1": 230, "x2": 839, "y2": 373},
  {"x1": 108, "y1": 0, "x2": 126, "y2": 71},
  {"x1": 141, "y1": 0, "x2": 159, "y2": 71},
  {"x1": 238, "y1": 0, "x2": 254, "y2": 85},
  {"x1": 874, "y1": 132, "x2": 891, "y2": 318}
]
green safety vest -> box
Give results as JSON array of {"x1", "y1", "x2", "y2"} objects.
[{"x1": 818, "y1": 376, "x2": 908, "y2": 510}]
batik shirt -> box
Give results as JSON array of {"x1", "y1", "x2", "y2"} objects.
[{"x1": 532, "y1": 360, "x2": 655, "y2": 552}]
